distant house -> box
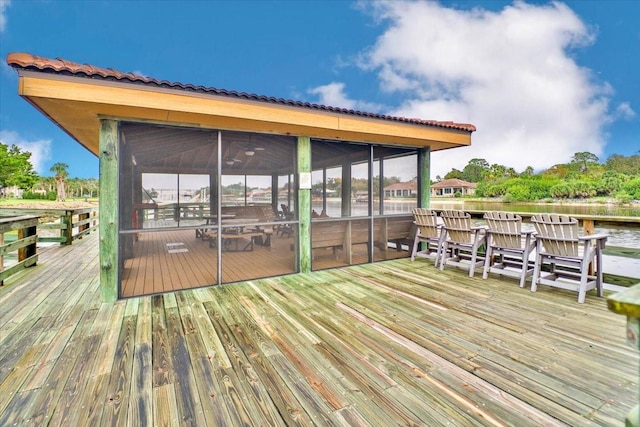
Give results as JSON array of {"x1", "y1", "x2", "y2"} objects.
[
  {"x1": 354, "y1": 191, "x2": 368, "y2": 202},
  {"x1": 431, "y1": 179, "x2": 476, "y2": 197},
  {"x1": 384, "y1": 181, "x2": 417, "y2": 198}
]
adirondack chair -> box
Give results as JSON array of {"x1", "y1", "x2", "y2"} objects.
[
  {"x1": 410, "y1": 208, "x2": 444, "y2": 265},
  {"x1": 530, "y1": 214, "x2": 608, "y2": 303},
  {"x1": 439, "y1": 210, "x2": 487, "y2": 277},
  {"x1": 482, "y1": 211, "x2": 535, "y2": 288}
]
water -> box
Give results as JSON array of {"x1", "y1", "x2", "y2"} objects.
[{"x1": 431, "y1": 200, "x2": 640, "y2": 218}]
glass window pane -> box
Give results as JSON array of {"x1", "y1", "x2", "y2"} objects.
[
  {"x1": 311, "y1": 167, "x2": 340, "y2": 218},
  {"x1": 278, "y1": 174, "x2": 295, "y2": 219},
  {"x1": 373, "y1": 216, "x2": 414, "y2": 262},
  {"x1": 141, "y1": 173, "x2": 178, "y2": 228},
  {"x1": 120, "y1": 228, "x2": 218, "y2": 297},
  {"x1": 351, "y1": 161, "x2": 369, "y2": 217},
  {"x1": 374, "y1": 148, "x2": 418, "y2": 215},
  {"x1": 220, "y1": 131, "x2": 297, "y2": 282},
  {"x1": 221, "y1": 175, "x2": 245, "y2": 206},
  {"x1": 246, "y1": 175, "x2": 272, "y2": 206}
]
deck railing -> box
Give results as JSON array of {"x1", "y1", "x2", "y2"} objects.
[
  {"x1": 0, "y1": 215, "x2": 38, "y2": 285},
  {"x1": 0, "y1": 207, "x2": 99, "y2": 245}
]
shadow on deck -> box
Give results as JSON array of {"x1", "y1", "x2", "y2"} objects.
[{"x1": 0, "y1": 232, "x2": 637, "y2": 426}]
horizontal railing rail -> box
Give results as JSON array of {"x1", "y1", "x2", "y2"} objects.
[
  {"x1": 0, "y1": 207, "x2": 99, "y2": 245},
  {"x1": 0, "y1": 215, "x2": 39, "y2": 285}
]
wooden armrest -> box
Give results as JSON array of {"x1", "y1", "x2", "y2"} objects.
[{"x1": 578, "y1": 233, "x2": 608, "y2": 241}]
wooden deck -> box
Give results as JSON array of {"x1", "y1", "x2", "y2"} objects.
[
  {"x1": 121, "y1": 228, "x2": 409, "y2": 298},
  {"x1": 0, "y1": 232, "x2": 637, "y2": 426}
]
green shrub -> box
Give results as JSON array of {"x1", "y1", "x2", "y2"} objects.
[
  {"x1": 503, "y1": 184, "x2": 531, "y2": 202},
  {"x1": 550, "y1": 181, "x2": 596, "y2": 199},
  {"x1": 596, "y1": 175, "x2": 623, "y2": 196},
  {"x1": 571, "y1": 181, "x2": 597, "y2": 198},
  {"x1": 622, "y1": 177, "x2": 640, "y2": 199},
  {"x1": 22, "y1": 190, "x2": 57, "y2": 200},
  {"x1": 550, "y1": 183, "x2": 572, "y2": 198},
  {"x1": 614, "y1": 191, "x2": 632, "y2": 204}
]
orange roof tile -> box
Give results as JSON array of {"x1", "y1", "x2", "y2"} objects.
[{"x1": 6, "y1": 52, "x2": 476, "y2": 133}]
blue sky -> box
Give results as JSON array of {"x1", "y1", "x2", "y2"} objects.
[{"x1": 1, "y1": 0, "x2": 638, "y2": 180}]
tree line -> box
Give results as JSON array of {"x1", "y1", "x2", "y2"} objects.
[
  {"x1": 0, "y1": 142, "x2": 98, "y2": 201},
  {"x1": 441, "y1": 152, "x2": 640, "y2": 202},
  {"x1": 2, "y1": 141, "x2": 638, "y2": 203}
]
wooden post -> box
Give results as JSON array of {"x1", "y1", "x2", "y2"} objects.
[
  {"x1": 61, "y1": 210, "x2": 73, "y2": 245},
  {"x1": 18, "y1": 224, "x2": 37, "y2": 262},
  {"x1": 583, "y1": 219, "x2": 595, "y2": 235},
  {"x1": 298, "y1": 136, "x2": 311, "y2": 273},
  {"x1": 99, "y1": 119, "x2": 119, "y2": 302},
  {"x1": 79, "y1": 211, "x2": 89, "y2": 236},
  {"x1": 418, "y1": 147, "x2": 431, "y2": 208}
]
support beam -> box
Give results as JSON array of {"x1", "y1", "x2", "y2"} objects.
[
  {"x1": 271, "y1": 175, "x2": 279, "y2": 212},
  {"x1": 341, "y1": 160, "x2": 352, "y2": 217},
  {"x1": 99, "y1": 119, "x2": 119, "y2": 302},
  {"x1": 418, "y1": 147, "x2": 431, "y2": 208},
  {"x1": 298, "y1": 136, "x2": 311, "y2": 273}
]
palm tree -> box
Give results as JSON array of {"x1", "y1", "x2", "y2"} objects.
[{"x1": 50, "y1": 162, "x2": 69, "y2": 201}]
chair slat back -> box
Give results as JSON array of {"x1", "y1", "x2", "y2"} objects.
[
  {"x1": 441, "y1": 210, "x2": 473, "y2": 244},
  {"x1": 412, "y1": 208, "x2": 439, "y2": 238},
  {"x1": 531, "y1": 213, "x2": 579, "y2": 257},
  {"x1": 484, "y1": 211, "x2": 522, "y2": 249}
]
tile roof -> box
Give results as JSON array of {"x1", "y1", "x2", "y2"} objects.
[
  {"x1": 431, "y1": 178, "x2": 477, "y2": 188},
  {"x1": 383, "y1": 181, "x2": 418, "y2": 190},
  {"x1": 7, "y1": 52, "x2": 476, "y2": 133}
]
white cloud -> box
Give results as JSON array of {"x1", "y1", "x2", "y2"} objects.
[
  {"x1": 313, "y1": 1, "x2": 618, "y2": 179},
  {"x1": 0, "y1": 130, "x2": 52, "y2": 174},
  {"x1": 0, "y1": 0, "x2": 10, "y2": 33},
  {"x1": 614, "y1": 102, "x2": 636, "y2": 120},
  {"x1": 308, "y1": 82, "x2": 384, "y2": 112}
]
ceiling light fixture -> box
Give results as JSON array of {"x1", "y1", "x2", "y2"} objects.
[{"x1": 245, "y1": 150, "x2": 255, "y2": 156}]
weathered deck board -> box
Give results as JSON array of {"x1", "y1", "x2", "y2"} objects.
[{"x1": 0, "y1": 232, "x2": 637, "y2": 426}]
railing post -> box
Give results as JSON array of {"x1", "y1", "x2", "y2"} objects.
[
  {"x1": 583, "y1": 218, "x2": 595, "y2": 235},
  {"x1": 607, "y1": 285, "x2": 640, "y2": 427},
  {"x1": 1, "y1": 216, "x2": 39, "y2": 286},
  {"x1": 61, "y1": 210, "x2": 73, "y2": 245},
  {"x1": 18, "y1": 224, "x2": 37, "y2": 261},
  {"x1": 79, "y1": 211, "x2": 90, "y2": 236}
]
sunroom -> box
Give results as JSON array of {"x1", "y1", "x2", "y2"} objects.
[{"x1": 7, "y1": 52, "x2": 476, "y2": 300}]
